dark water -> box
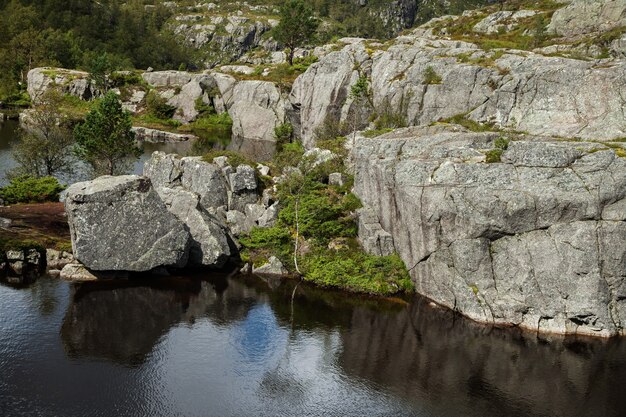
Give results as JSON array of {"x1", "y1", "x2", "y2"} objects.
[
  {"x1": 0, "y1": 120, "x2": 194, "y2": 186},
  {"x1": 1, "y1": 273, "x2": 625, "y2": 417}
]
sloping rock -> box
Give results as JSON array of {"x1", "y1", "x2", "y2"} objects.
[
  {"x1": 65, "y1": 176, "x2": 191, "y2": 271},
  {"x1": 296, "y1": 36, "x2": 626, "y2": 146},
  {"x1": 352, "y1": 125, "x2": 626, "y2": 337},
  {"x1": 60, "y1": 263, "x2": 98, "y2": 282},
  {"x1": 548, "y1": 0, "x2": 626, "y2": 37}
]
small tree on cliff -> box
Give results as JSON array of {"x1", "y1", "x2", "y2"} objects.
[
  {"x1": 273, "y1": 0, "x2": 319, "y2": 66},
  {"x1": 74, "y1": 91, "x2": 141, "y2": 176}
]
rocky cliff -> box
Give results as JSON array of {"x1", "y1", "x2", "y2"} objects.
[{"x1": 352, "y1": 125, "x2": 626, "y2": 337}]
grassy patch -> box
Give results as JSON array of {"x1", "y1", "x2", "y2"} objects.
[
  {"x1": 440, "y1": 113, "x2": 498, "y2": 132},
  {"x1": 301, "y1": 250, "x2": 413, "y2": 295},
  {"x1": 362, "y1": 128, "x2": 394, "y2": 138},
  {"x1": 202, "y1": 150, "x2": 254, "y2": 168}
]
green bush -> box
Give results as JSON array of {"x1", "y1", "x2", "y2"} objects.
[
  {"x1": 109, "y1": 71, "x2": 143, "y2": 87},
  {"x1": 146, "y1": 91, "x2": 176, "y2": 119},
  {"x1": 423, "y1": 66, "x2": 443, "y2": 85},
  {"x1": 274, "y1": 123, "x2": 294, "y2": 149},
  {"x1": 0, "y1": 176, "x2": 65, "y2": 204},
  {"x1": 274, "y1": 142, "x2": 305, "y2": 174},
  {"x1": 302, "y1": 251, "x2": 413, "y2": 295},
  {"x1": 239, "y1": 226, "x2": 293, "y2": 267}
]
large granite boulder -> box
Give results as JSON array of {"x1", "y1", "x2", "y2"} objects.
[
  {"x1": 290, "y1": 41, "x2": 372, "y2": 148},
  {"x1": 65, "y1": 176, "x2": 191, "y2": 271},
  {"x1": 352, "y1": 125, "x2": 626, "y2": 337}
]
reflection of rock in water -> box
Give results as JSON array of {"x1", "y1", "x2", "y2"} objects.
[
  {"x1": 338, "y1": 297, "x2": 626, "y2": 417},
  {"x1": 60, "y1": 274, "x2": 277, "y2": 366}
]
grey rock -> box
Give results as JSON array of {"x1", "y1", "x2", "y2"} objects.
[
  {"x1": 258, "y1": 202, "x2": 279, "y2": 228},
  {"x1": 352, "y1": 126, "x2": 626, "y2": 337},
  {"x1": 65, "y1": 175, "x2": 191, "y2": 271},
  {"x1": 132, "y1": 127, "x2": 198, "y2": 143},
  {"x1": 0, "y1": 217, "x2": 11, "y2": 229},
  {"x1": 6, "y1": 250, "x2": 24, "y2": 261},
  {"x1": 226, "y1": 210, "x2": 255, "y2": 236},
  {"x1": 253, "y1": 256, "x2": 288, "y2": 276},
  {"x1": 548, "y1": 0, "x2": 626, "y2": 37},
  {"x1": 46, "y1": 249, "x2": 74, "y2": 270},
  {"x1": 228, "y1": 165, "x2": 259, "y2": 211},
  {"x1": 157, "y1": 187, "x2": 231, "y2": 267},
  {"x1": 143, "y1": 151, "x2": 185, "y2": 189},
  {"x1": 245, "y1": 203, "x2": 266, "y2": 223},
  {"x1": 60, "y1": 263, "x2": 99, "y2": 282},
  {"x1": 227, "y1": 80, "x2": 286, "y2": 161},
  {"x1": 27, "y1": 67, "x2": 96, "y2": 104},
  {"x1": 329, "y1": 172, "x2": 348, "y2": 187},
  {"x1": 181, "y1": 157, "x2": 229, "y2": 211}
]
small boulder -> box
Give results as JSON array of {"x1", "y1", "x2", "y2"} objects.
[
  {"x1": 60, "y1": 263, "x2": 98, "y2": 282},
  {"x1": 253, "y1": 256, "x2": 288, "y2": 276}
]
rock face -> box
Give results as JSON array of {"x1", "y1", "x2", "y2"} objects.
[
  {"x1": 65, "y1": 176, "x2": 191, "y2": 271},
  {"x1": 132, "y1": 127, "x2": 198, "y2": 143},
  {"x1": 290, "y1": 41, "x2": 372, "y2": 148},
  {"x1": 548, "y1": 0, "x2": 626, "y2": 36},
  {"x1": 352, "y1": 126, "x2": 626, "y2": 337},
  {"x1": 27, "y1": 67, "x2": 96, "y2": 104},
  {"x1": 227, "y1": 80, "x2": 286, "y2": 161},
  {"x1": 292, "y1": 32, "x2": 626, "y2": 147}
]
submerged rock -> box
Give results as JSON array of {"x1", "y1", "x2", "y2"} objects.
[
  {"x1": 65, "y1": 175, "x2": 191, "y2": 271},
  {"x1": 352, "y1": 126, "x2": 626, "y2": 337}
]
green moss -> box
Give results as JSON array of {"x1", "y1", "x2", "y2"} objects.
[
  {"x1": 441, "y1": 113, "x2": 497, "y2": 132},
  {"x1": 485, "y1": 148, "x2": 503, "y2": 163}
]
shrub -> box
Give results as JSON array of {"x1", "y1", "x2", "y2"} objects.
[
  {"x1": 423, "y1": 66, "x2": 443, "y2": 85},
  {"x1": 274, "y1": 122, "x2": 294, "y2": 149},
  {"x1": 274, "y1": 142, "x2": 305, "y2": 173},
  {"x1": 0, "y1": 176, "x2": 65, "y2": 204},
  {"x1": 239, "y1": 226, "x2": 293, "y2": 267},
  {"x1": 145, "y1": 90, "x2": 176, "y2": 119},
  {"x1": 302, "y1": 251, "x2": 413, "y2": 295},
  {"x1": 202, "y1": 150, "x2": 254, "y2": 168},
  {"x1": 109, "y1": 71, "x2": 143, "y2": 87}
]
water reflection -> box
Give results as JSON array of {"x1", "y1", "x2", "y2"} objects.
[{"x1": 3, "y1": 273, "x2": 626, "y2": 417}]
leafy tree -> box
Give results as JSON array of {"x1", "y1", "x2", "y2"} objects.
[
  {"x1": 273, "y1": 0, "x2": 319, "y2": 66},
  {"x1": 73, "y1": 91, "x2": 141, "y2": 176},
  {"x1": 11, "y1": 90, "x2": 75, "y2": 178}
]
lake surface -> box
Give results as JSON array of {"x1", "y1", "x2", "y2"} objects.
[
  {"x1": 0, "y1": 119, "x2": 194, "y2": 186},
  {"x1": 1, "y1": 273, "x2": 625, "y2": 417}
]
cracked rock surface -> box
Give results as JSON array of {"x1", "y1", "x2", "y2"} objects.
[{"x1": 352, "y1": 126, "x2": 626, "y2": 336}]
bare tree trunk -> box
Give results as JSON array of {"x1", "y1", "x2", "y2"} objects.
[{"x1": 293, "y1": 198, "x2": 301, "y2": 275}]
